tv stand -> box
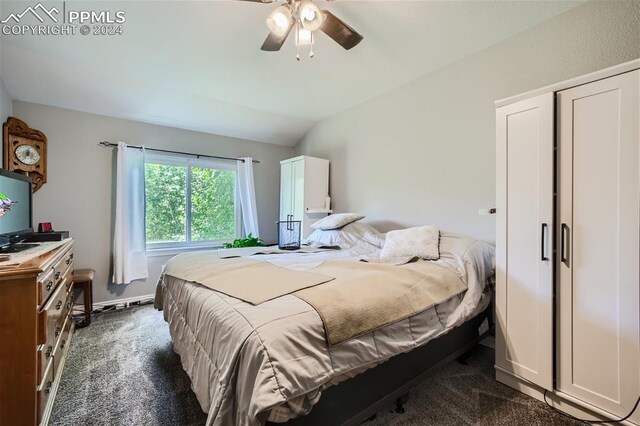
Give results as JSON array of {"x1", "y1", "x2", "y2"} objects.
[{"x1": 0, "y1": 243, "x2": 40, "y2": 254}]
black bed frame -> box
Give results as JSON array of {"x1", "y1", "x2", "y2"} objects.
[{"x1": 267, "y1": 301, "x2": 494, "y2": 426}]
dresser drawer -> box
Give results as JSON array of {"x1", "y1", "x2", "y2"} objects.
[
  {"x1": 37, "y1": 361, "x2": 54, "y2": 425},
  {"x1": 53, "y1": 316, "x2": 73, "y2": 376},
  {"x1": 37, "y1": 269, "x2": 56, "y2": 309},
  {"x1": 37, "y1": 340, "x2": 55, "y2": 385},
  {"x1": 37, "y1": 248, "x2": 73, "y2": 308},
  {"x1": 55, "y1": 249, "x2": 74, "y2": 283},
  {"x1": 37, "y1": 284, "x2": 74, "y2": 384},
  {"x1": 38, "y1": 278, "x2": 68, "y2": 345}
]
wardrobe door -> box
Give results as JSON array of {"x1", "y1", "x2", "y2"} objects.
[
  {"x1": 496, "y1": 93, "x2": 554, "y2": 390},
  {"x1": 291, "y1": 159, "x2": 305, "y2": 221},
  {"x1": 279, "y1": 161, "x2": 293, "y2": 220},
  {"x1": 557, "y1": 69, "x2": 639, "y2": 420}
]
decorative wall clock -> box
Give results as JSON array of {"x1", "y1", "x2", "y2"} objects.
[{"x1": 2, "y1": 117, "x2": 48, "y2": 192}]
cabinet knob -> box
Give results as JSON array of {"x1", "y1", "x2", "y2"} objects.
[
  {"x1": 44, "y1": 380, "x2": 53, "y2": 394},
  {"x1": 55, "y1": 301, "x2": 63, "y2": 310},
  {"x1": 45, "y1": 345, "x2": 53, "y2": 358},
  {"x1": 54, "y1": 326, "x2": 61, "y2": 337},
  {"x1": 55, "y1": 271, "x2": 61, "y2": 280},
  {"x1": 46, "y1": 281, "x2": 53, "y2": 291}
]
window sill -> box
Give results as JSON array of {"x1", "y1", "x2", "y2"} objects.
[{"x1": 145, "y1": 244, "x2": 223, "y2": 258}]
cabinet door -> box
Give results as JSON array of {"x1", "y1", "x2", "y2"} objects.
[
  {"x1": 291, "y1": 159, "x2": 305, "y2": 221},
  {"x1": 280, "y1": 162, "x2": 292, "y2": 220},
  {"x1": 557, "y1": 70, "x2": 639, "y2": 419},
  {"x1": 496, "y1": 93, "x2": 554, "y2": 390}
]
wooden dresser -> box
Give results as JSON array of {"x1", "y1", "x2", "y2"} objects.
[{"x1": 0, "y1": 239, "x2": 75, "y2": 426}]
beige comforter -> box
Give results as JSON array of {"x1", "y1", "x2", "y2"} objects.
[{"x1": 155, "y1": 232, "x2": 495, "y2": 425}]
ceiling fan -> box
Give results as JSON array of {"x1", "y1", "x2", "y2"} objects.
[{"x1": 241, "y1": 0, "x2": 364, "y2": 60}]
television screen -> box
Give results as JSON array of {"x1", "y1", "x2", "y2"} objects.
[{"x1": 0, "y1": 171, "x2": 32, "y2": 238}]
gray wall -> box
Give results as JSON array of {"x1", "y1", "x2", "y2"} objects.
[
  {"x1": 12, "y1": 101, "x2": 294, "y2": 304},
  {"x1": 295, "y1": 0, "x2": 640, "y2": 241},
  {"x1": 0, "y1": 78, "x2": 12, "y2": 130}
]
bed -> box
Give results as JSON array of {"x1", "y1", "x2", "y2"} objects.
[{"x1": 154, "y1": 223, "x2": 495, "y2": 426}]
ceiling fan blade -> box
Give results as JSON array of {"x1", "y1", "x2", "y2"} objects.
[
  {"x1": 320, "y1": 10, "x2": 363, "y2": 50},
  {"x1": 261, "y1": 25, "x2": 293, "y2": 51}
]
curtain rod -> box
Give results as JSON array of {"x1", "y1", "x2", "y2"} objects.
[{"x1": 97, "y1": 141, "x2": 260, "y2": 164}]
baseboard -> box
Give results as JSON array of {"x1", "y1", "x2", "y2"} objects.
[{"x1": 75, "y1": 294, "x2": 155, "y2": 313}]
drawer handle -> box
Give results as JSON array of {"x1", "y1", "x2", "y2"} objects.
[
  {"x1": 46, "y1": 280, "x2": 53, "y2": 291},
  {"x1": 44, "y1": 380, "x2": 53, "y2": 394},
  {"x1": 70, "y1": 253, "x2": 74, "y2": 260},
  {"x1": 55, "y1": 326, "x2": 62, "y2": 337},
  {"x1": 55, "y1": 301, "x2": 63, "y2": 310},
  {"x1": 65, "y1": 258, "x2": 72, "y2": 265},
  {"x1": 60, "y1": 339, "x2": 66, "y2": 349},
  {"x1": 45, "y1": 345, "x2": 53, "y2": 359},
  {"x1": 55, "y1": 271, "x2": 61, "y2": 280}
]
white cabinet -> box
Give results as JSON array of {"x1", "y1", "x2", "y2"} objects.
[
  {"x1": 556, "y1": 70, "x2": 639, "y2": 418},
  {"x1": 495, "y1": 93, "x2": 554, "y2": 391},
  {"x1": 496, "y1": 63, "x2": 639, "y2": 424},
  {"x1": 280, "y1": 156, "x2": 329, "y2": 238}
]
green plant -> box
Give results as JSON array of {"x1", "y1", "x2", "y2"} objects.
[{"x1": 223, "y1": 233, "x2": 264, "y2": 249}]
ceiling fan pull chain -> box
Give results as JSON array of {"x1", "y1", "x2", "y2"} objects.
[{"x1": 295, "y1": 21, "x2": 301, "y2": 61}]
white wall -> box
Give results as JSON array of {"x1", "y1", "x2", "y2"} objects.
[
  {"x1": 12, "y1": 101, "x2": 294, "y2": 304},
  {"x1": 295, "y1": 0, "x2": 640, "y2": 242}
]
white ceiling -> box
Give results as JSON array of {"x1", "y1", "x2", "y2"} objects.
[{"x1": 0, "y1": 1, "x2": 583, "y2": 146}]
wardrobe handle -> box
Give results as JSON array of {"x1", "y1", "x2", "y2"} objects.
[
  {"x1": 561, "y1": 223, "x2": 570, "y2": 264},
  {"x1": 541, "y1": 223, "x2": 549, "y2": 261}
]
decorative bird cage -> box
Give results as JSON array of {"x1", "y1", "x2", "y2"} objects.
[{"x1": 277, "y1": 219, "x2": 301, "y2": 250}]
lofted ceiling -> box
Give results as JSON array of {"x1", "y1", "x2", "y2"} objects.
[{"x1": 0, "y1": 1, "x2": 583, "y2": 146}]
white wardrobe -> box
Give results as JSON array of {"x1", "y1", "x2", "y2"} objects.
[
  {"x1": 496, "y1": 60, "x2": 639, "y2": 424},
  {"x1": 280, "y1": 156, "x2": 330, "y2": 238}
]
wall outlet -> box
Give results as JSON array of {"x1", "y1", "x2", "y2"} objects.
[{"x1": 478, "y1": 208, "x2": 496, "y2": 215}]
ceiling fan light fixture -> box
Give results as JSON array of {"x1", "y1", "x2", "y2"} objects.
[
  {"x1": 295, "y1": 27, "x2": 313, "y2": 46},
  {"x1": 299, "y1": 1, "x2": 323, "y2": 31},
  {"x1": 266, "y1": 5, "x2": 292, "y2": 37}
]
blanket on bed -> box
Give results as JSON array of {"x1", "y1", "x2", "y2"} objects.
[
  {"x1": 164, "y1": 251, "x2": 467, "y2": 346},
  {"x1": 296, "y1": 260, "x2": 467, "y2": 345},
  {"x1": 218, "y1": 245, "x2": 340, "y2": 259},
  {"x1": 163, "y1": 252, "x2": 334, "y2": 304}
]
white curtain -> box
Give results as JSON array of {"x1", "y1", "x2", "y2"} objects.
[
  {"x1": 112, "y1": 142, "x2": 148, "y2": 284},
  {"x1": 237, "y1": 157, "x2": 260, "y2": 237}
]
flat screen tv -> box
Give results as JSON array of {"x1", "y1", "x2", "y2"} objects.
[{"x1": 0, "y1": 169, "x2": 33, "y2": 249}]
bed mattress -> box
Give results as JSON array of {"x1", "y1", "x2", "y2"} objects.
[{"x1": 155, "y1": 232, "x2": 495, "y2": 425}]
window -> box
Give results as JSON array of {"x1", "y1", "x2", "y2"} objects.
[{"x1": 144, "y1": 153, "x2": 240, "y2": 250}]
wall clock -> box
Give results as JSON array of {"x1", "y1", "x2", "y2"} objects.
[{"x1": 2, "y1": 117, "x2": 47, "y2": 192}]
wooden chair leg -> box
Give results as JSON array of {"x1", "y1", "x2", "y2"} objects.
[{"x1": 84, "y1": 281, "x2": 92, "y2": 325}]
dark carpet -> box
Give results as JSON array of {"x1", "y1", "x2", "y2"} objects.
[{"x1": 50, "y1": 305, "x2": 585, "y2": 426}]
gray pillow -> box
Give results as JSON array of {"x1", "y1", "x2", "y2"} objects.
[
  {"x1": 380, "y1": 225, "x2": 440, "y2": 260},
  {"x1": 310, "y1": 213, "x2": 365, "y2": 230}
]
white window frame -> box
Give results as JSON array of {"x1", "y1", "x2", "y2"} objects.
[{"x1": 144, "y1": 152, "x2": 241, "y2": 254}]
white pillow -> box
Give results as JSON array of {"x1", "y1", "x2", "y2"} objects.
[
  {"x1": 305, "y1": 222, "x2": 384, "y2": 248},
  {"x1": 310, "y1": 213, "x2": 365, "y2": 230},
  {"x1": 380, "y1": 225, "x2": 440, "y2": 260}
]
